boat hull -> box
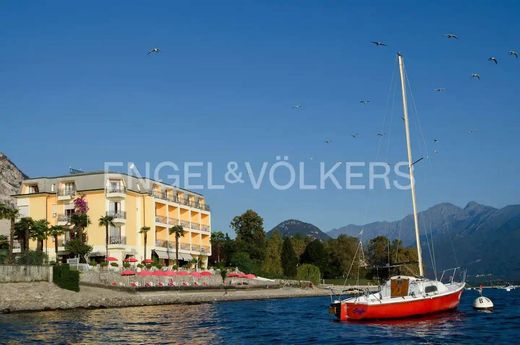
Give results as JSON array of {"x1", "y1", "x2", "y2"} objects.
[{"x1": 332, "y1": 286, "x2": 464, "y2": 321}]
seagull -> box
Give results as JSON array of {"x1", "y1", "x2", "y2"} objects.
[
  {"x1": 360, "y1": 100, "x2": 371, "y2": 105},
  {"x1": 467, "y1": 129, "x2": 478, "y2": 134},
  {"x1": 488, "y1": 57, "x2": 498, "y2": 64},
  {"x1": 292, "y1": 104, "x2": 303, "y2": 110},
  {"x1": 471, "y1": 73, "x2": 480, "y2": 80},
  {"x1": 433, "y1": 139, "x2": 439, "y2": 143},
  {"x1": 351, "y1": 133, "x2": 359, "y2": 139},
  {"x1": 377, "y1": 132, "x2": 385, "y2": 137},
  {"x1": 508, "y1": 50, "x2": 519, "y2": 58},
  {"x1": 325, "y1": 139, "x2": 332, "y2": 144},
  {"x1": 147, "y1": 48, "x2": 160, "y2": 55},
  {"x1": 433, "y1": 88, "x2": 446, "y2": 92},
  {"x1": 371, "y1": 41, "x2": 387, "y2": 47},
  {"x1": 444, "y1": 33, "x2": 458, "y2": 39}
]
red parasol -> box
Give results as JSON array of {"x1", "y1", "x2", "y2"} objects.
[
  {"x1": 106, "y1": 257, "x2": 118, "y2": 262},
  {"x1": 245, "y1": 274, "x2": 256, "y2": 279},
  {"x1": 200, "y1": 271, "x2": 212, "y2": 276},
  {"x1": 121, "y1": 270, "x2": 136, "y2": 276},
  {"x1": 142, "y1": 259, "x2": 153, "y2": 264},
  {"x1": 124, "y1": 257, "x2": 138, "y2": 263},
  {"x1": 191, "y1": 272, "x2": 202, "y2": 277}
]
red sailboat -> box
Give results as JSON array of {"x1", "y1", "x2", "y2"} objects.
[{"x1": 329, "y1": 53, "x2": 465, "y2": 321}]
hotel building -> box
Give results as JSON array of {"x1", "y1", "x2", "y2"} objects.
[{"x1": 13, "y1": 171, "x2": 211, "y2": 267}]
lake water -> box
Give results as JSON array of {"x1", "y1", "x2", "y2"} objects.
[{"x1": 0, "y1": 289, "x2": 518, "y2": 344}]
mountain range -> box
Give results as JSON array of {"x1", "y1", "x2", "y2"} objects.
[{"x1": 328, "y1": 201, "x2": 520, "y2": 281}]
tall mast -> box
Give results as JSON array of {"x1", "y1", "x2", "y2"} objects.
[{"x1": 397, "y1": 53, "x2": 424, "y2": 277}]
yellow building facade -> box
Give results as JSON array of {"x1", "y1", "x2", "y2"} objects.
[{"x1": 14, "y1": 172, "x2": 211, "y2": 267}]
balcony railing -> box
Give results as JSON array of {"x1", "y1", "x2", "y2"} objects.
[
  {"x1": 180, "y1": 243, "x2": 191, "y2": 251},
  {"x1": 57, "y1": 214, "x2": 71, "y2": 223},
  {"x1": 180, "y1": 220, "x2": 190, "y2": 228},
  {"x1": 200, "y1": 225, "x2": 210, "y2": 233},
  {"x1": 155, "y1": 215, "x2": 167, "y2": 224},
  {"x1": 107, "y1": 211, "x2": 126, "y2": 219},
  {"x1": 150, "y1": 191, "x2": 210, "y2": 211},
  {"x1": 167, "y1": 218, "x2": 179, "y2": 225},
  {"x1": 191, "y1": 244, "x2": 201, "y2": 252},
  {"x1": 57, "y1": 189, "x2": 76, "y2": 197},
  {"x1": 107, "y1": 186, "x2": 126, "y2": 193},
  {"x1": 155, "y1": 239, "x2": 169, "y2": 248},
  {"x1": 200, "y1": 245, "x2": 210, "y2": 254},
  {"x1": 190, "y1": 222, "x2": 201, "y2": 230},
  {"x1": 109, "y1": 236, "x2": 126, "y2": 245}
]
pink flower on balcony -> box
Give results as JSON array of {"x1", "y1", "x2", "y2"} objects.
[{"x1": 73, "y1": 195, "x2": 89, "y2": 214}]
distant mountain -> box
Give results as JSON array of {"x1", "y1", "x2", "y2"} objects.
[
  {"x1": 268, "y1": 219, "x2": 331, "y2": 241},
  {"x1": 0, "y1": 152, "x2": 27, "y2": 237},
  {"x1": 328, "y1": 202, "x2": 520, "y2": 281}
]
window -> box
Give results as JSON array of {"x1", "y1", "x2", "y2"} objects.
[
  {"x1": 425, "y1": 285, "x2": 438, "y2": 293},
  {"x1": 27, "y1": 184, "x2": 39, "y2": 193}
]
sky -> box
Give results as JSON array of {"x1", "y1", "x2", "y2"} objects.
[{"x1": 1, "y1": 1, "x2": 519, "y2": 236}]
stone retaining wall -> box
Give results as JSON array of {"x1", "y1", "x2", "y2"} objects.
[{"x1": 0, "y1": 265, "x2": 52, "y2": 283}]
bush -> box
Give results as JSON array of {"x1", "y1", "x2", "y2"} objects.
[
  {"x1": 53, "y1": 264, "x2": 80, "y2": 292},
  {"x1": 123, "y1": 262, "x2": 130, "y2": 268},
  {"x1": 100, "y1": 262, "x2": 109, "y2": 267},
  {"x1": 16, "y1": 250, "x2": 48, "y2": 265},
  {"x1": 230, "y1": 252, "x2": 255, "y2": 273},
  {"x1": 296, "y1": 264, "x2": 321, "y2": 286},
  {"x1": 137, "y1": 263, "x2": 144, "y2": 269},
  {"x1": 110, "y1": 262, "x2": 118, "y2": 267},
  {"x1": 146, "y1": 264, "x2": 152, "y2": 270},
  {"x1": 89, "y1": 260, "x2": 97, "y2": 267},
  {"x1": 156, "y1": 264, "x2": 163, "y2": 270}
]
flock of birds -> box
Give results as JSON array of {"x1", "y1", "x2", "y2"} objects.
[
  {"x1": 286, "y1": 33, "x2": 518, "y2": 157},
  {"x1": 146, "y1": 36, "x2": 515, "y2": 159}
]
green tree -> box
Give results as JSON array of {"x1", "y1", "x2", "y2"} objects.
[
  {"x1": 98, "y1": 215, "x2": 115, "y2": 261},
  {"x1": 64, "y1": 238, "x2": 92, "y2": 261},
  {"x1": 69, "y1": 213, "x2": 90, "y2": 244},
  {"x1": 325, "y1": 235, "x2": 359, "y2": 278},
  {"x1": 0, "y1": 235, "x2": 8, "y2": 250},
  {"x1": 210, "y1": 231, "x2": 226, "y2": 265},
  {"x1": 230, "y1": 209, "x2": 265, "y2": 261},
  {"x1": 14, "y1": 217, "x2": 34, "y2": 253},
  {"x1": 48, "y1": 225, "x2": 65, "y2": 259},
  {"x1": 230, "y1": 251, "x2": 255, "y2": 273},
  {"x1": 297, "y1": 263, "x2": 321, "y2": 285},
  {"x1": 301, "y1": 239, "x2": 328, "y2": 275},
  {"x1": 169, "y1": 225, "x2": 185, "y2": 268},
  {"x1": 31, "y1": 219, "x2": 50, "y2": 252},
  {"x1": 0, "y1": 203, "x2": 19, "y2": 263},
  {"x1": 281, "y1": 237, "x2": 298, "y2": 277},
  {"x1": 261, "y1": 230, "x2": 283, "y2": 276},
  {"x1": 290, "y1": 234, "x2": 313, "y2": 259},
  {"x1": 139, "y1": 226, "x2": 151, "y2": 262}
]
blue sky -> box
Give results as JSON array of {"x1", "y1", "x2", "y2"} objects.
[{"x1": 1, "y1": 1, "x2": 519, "y2": 235}]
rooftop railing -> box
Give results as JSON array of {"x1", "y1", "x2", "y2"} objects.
[
  {"x1": 107, "y1": 186, "x2": 126, "y2": 193},
  {"x1": 107, "y1": 211, "x2": 126, "y2": 219},
  {"x1": 109, "y1": 236, "x2": 126, "y2": 245}
]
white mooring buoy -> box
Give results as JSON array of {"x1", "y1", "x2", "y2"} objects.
[{"x1": 473, "y1": 286, "x2": 493, "y2": 310}]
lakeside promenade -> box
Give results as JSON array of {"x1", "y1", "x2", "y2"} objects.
[{"x1": 0, "y1": 282, "x2": 332, "y2": 313}]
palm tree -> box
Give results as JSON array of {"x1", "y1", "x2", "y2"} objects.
[
  {"x1": 14, "y1": 217, "x2": 34, "y2": 253},
  {"x1": 48, "y1": 225, "x2": 65, "y2": 260},
  {"x1": 0, "y1": 203, "x2": 18, "y2": 263},
  {"x1": 169, "y1": 225, "x2": 185, "y2": 268},
  {"x1": 70, "y1": 213, "x2": 90, "y2": 244},
  {"x1": 98, "y1": 215, "x2": 115, "y2": 261},
  {"x1": 31, "y1": 219, "x2": 50, "y2": 252},
  {"x1": 139, "y1": 226, "x2": 150, "y2": 261}
]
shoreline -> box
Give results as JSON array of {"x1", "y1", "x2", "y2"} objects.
[{"x1": 0, "y1": 282, "x2": 331, "y2": 314}]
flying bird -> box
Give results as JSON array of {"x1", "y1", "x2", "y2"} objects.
[
  {"x1": 509, "y1": 50, "x2": 519, "y2": 58},
  {"x1": 467, "y1": 129, "x2": 478, "y2": 134},
  {"x1": 488, "y1": 57, "x2": 498, "y2": 64},
  {"x1": 351, "y1": 133, "x2": 359, "y2": 139},
  {"x1": 371, "y1": 41, "x2": 387, "y2": 47},
  {"x1": 360, "y1": 100, "x2": 371, "y2": 105},
  {"x1": 433, "y1": 139, "x2": 439, "y2": 143},
  {"x1": 443, "y1": 33, "x2": 458, "y2": 39},
  {"x1": 471, "y1": 73, "x2": 480, "y2": 80},
  {"x1": 377, "y1": 132, "x2": 385, "y2": 137},
  {"x1": 292, "y1": 104, "x2": 303, "y2": 110},
  {"x1": 433, "y1": 88, "x2": 446, "y2": 92},
  {"x1": 324, "y1": 139, "x2": 332, "y2": 144},
  {"x1": 147, "y1": 48, "x2": 160, "y2": 55}
]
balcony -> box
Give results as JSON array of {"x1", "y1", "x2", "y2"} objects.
[
  {"x1": 106, "y1": 186, "x2": 126, "y2": 200},
  {"x1": 155, "y1": 239, "x2": 169, "y2": 248},
  {"x1": 180, "y1": 220, "x2": 190, "y2": 228},
  {"x1": 200, "y1": 245, "x2": 210, "y2": 255},
  {"x1": 167, "y1": 218, "x2": 179, "y2": 225},
  {"x1": 180, "y1": 243, "x2": 191, "y2": 251},
  {"x1": 107, "y1": 211, "x2": 126, "y2": 224},
  {"x1": 190, "y1": 222, "x2": 201, "y2": 231},
  {"x1": 57, "y1": 189, "x2": 75, "y2": 201},
  {"x1": 191, "y1": 244, "x2": 201, "y2": 252},
  {"x1": 155, "y1": 215, "x2": 167, "y2": 224},
  {"x1": 200, "y1": 225, "x2": 211, "y2": 233},
  {"x1": 109, "y1": 236, "x2": 126, "y2": 245},
  {"x1": 57, "y1": 214, "x2": 71, "y2": 225}
]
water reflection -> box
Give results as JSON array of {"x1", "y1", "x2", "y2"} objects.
[{"x1": 1, "y1": 304, "x2": 221, "y2": 345}]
